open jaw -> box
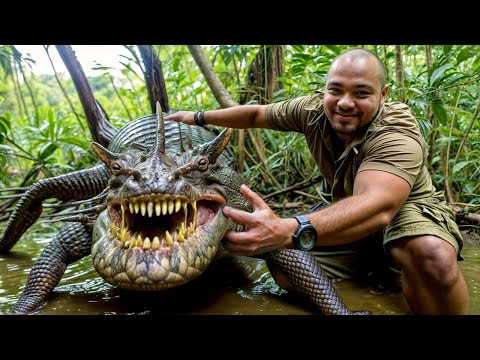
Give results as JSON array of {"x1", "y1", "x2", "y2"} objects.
[{"x1": 91, "y1": 192, "x2": 229, "y2": 291}]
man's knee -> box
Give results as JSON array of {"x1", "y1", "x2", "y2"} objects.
[{"x1": 389, "y1": 235, "x2": 460, "y2": 286}]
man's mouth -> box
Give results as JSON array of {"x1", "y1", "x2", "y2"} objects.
[{"x1": 334, "y1": 110, "x2": 359, "y2": 118}]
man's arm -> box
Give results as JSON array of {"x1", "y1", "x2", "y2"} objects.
[
  {"x1": 223, "y1": 170, "x2": 411, "y2": 256},
  {"x1": 164, "y1": 105, "x2": 270, "y2": 129},
  {"x1": 307, "y1": 169, "x2": 411, "y2": 245}
]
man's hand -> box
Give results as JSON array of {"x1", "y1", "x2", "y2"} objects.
[
  {"x1": 222, "y1": 184, "x2": 296, "y2": 256},
  {"x1": 164, "y1": 111, "x2": 195, "y2": 125}
]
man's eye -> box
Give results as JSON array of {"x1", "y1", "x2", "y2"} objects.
[{"x1": 356, "y1": 91, "x2": 370, "y2": 95}]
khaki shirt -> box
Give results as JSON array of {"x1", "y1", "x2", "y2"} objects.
[{"x1": 264, "y1": 90, "x2": 437, "y2": 203}]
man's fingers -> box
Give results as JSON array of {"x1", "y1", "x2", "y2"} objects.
[
  {"x1": 164, "y1": 111, "x2": 193, "y2": 125},
  {"x1": 223, "y1": 230, "x2": 254, "y2": 256},
  {"x1": 222, "y1": 206, "x2": 251, "y2": 226},
  {"x1": 240, "y1": 184, "x2": 267, "y2": 210},
  {"x1": 223, "y1": 229, "x2": 249, "y2": 243}
]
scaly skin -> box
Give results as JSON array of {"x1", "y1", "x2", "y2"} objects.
[
  {"x1": 88, "y1": 111, "x2": 247, "y2": 290},
  {"x1": 2, "y1": 111, "x2": 371, "y2": 315}
]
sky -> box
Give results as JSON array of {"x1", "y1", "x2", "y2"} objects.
[{"x1": 14, "y1": 45, "x2": 133, "y2": 77}]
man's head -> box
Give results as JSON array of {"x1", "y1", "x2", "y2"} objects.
[{"x1": 323, "y1": 48, "x2": 389, "y2": 145}]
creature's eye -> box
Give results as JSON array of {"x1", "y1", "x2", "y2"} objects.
[
  {"x1": 110, "y1": 161, "x2": 122, "y2": 172},
  {"x1": 197, "y1": 156, "x2": 209, "y2": 170}
]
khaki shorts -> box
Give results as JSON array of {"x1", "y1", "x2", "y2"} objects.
[{"x1": 305, "y1": 190, "x2": 464, "y2": 283}]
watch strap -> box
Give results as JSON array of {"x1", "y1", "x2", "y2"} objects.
[{"x1": 294, "y1": 215, "x2": 310, "y2": 225}]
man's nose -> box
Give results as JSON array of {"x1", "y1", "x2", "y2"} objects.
[{"x1": 337, "y1": 94, "x2": 355, "y2": 109}]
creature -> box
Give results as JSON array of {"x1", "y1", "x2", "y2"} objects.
[{"x1": 0, "y1": 106, "x2": 370, "y2": 315}]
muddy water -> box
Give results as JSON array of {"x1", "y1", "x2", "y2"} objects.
[{"x1": 0, "y1": 223, "x2": 479, "y2": 315}]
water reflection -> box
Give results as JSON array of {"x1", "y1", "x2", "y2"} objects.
[{"x1": 0, "y1": 225, "x2": 478, "y2": 315}]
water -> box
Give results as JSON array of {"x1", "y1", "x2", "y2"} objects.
[{"x1": 0, "y1": 224, "x2": 479, "y2": 315}]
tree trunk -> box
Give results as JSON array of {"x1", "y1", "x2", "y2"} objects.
[
  {"x1": 187, "y1": 45, "x2": 238, "y2": 108},
  {"x1": 10, "y1": 46, "x2": 38, "y2": 115},
  {"x1": 425, "y1": 45, "x2": 436, "y2": 164},
  {"x1": 394, "y1": 45, "x2": 405, "y2": 101},
  {"x1": 138, "y1": 45, "x2": 169, "y2": 113},
  {"x1": 56, "y1": 45, "x2": 116, "y2": 147},
  {"x1": 240, "y1": 45, "x2": 284, "y2": 105}
]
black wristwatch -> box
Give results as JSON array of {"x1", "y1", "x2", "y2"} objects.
[{"x1": 292, "y1": 215, "x2": 317, "y2": 251}]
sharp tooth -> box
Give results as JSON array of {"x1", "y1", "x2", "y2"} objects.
[
  {"x1": 136, "y1": 234, "x2": 143, "y2": 247},
  {"x1": 192, "y1": 201, "x2": 197, "y2": 227},
  {"x1": 175, "y1": 199, "x2": 182, "y2": 213},
  {"x1": 147, "y1": 201, "x2": 154, "y2": 218},
  {"x1": 121, "y1": 203, "x2": 128, "y2": 230},
  {"x1": 143, "y1": 237, "x2": 151, "y2": 249},
  {"x1": 124, "y1": 240, "x2": 130, "y2": 248},
  {"x1": 155, "y1": 202, "x2": 161, "y2": 216},
  {"x1": 162, "y1": 200, "x2": 168, "y2": 215},
  {"x1": 165, "y1": 230, "x2": 173, "y2": 246},
  {"x1": 134, "y1": 202, "x2": 140, "y2": 214},
  {"x1": 121, "y1": 228, "x2": 129, "y2": 243},
  {"x1": 168, "y1": 199, "x2": 174, "y2": 214},
  {"x1": 178, "y1": 223, "x2": 186, "y2": 242},
  {"x1": 183, "y1": 203, "x2": 187, "y2": 224},
  {"x1": 141, "y1": 202, "x2": 146, "y2": 216},
  {"x1": 152, "y1": 236, "x2": 160, "y2": 250},
  {"x1": 129, "y1": 202, "x2": 134, "y2": 213}
]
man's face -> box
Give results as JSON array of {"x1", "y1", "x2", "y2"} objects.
[{"x1": 323, "y1": 56, "x2": 388, "y2": 142}]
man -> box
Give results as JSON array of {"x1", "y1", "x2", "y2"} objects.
[{"x1": 165, "y1": 48, "x2": 469, "y2": 314}]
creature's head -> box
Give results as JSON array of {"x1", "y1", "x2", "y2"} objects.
[{"x1": 90, "y1": 105, "x2": 246, "y2": 290}]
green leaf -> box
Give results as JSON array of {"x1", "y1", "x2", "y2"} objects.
[
  {"x1": 452, "y1": 161, "x2": 470, "y2": 174},
  {"x1": 0, "y1": 144, "x2": 13, "y2": 152},
  {"x1": 431, "y1": 156, "x2": 440, "y2": 166},
  {"x1": 324, "y1": 45, "x2": 341, "y2": 55},
  {"x1": 429, "y1": 64, "x2": 453, "y2": 87},
  {"x1": 38, "y1": 143, "x2": 58, "y2": 160},
  {"x1": 456, "y1": 49, "x2": 475, "y2": 65},
  {"x1": 58, "y1": 136, "x2": 91, "y2": 149},
  {"x1": 292, "y1": 53, "x2": 312, "y2": 62},
  {"x1": 472, "y1": 55, "x2": 480, "y2": 70},
  {"x1": 0, "y1": 116, "x2": 10, "y2": 143},
  {"x1": 442, "y1": 45, "x2": 453, "y2": 54},
  {"x1": 0, "y1": 116, "x2": 10, "y2": 135},
  {"x1": 431, "y1": 100, "x2": 447, "y2": 124},
  {"x1": 291, "y1": 45, "x2": 305, "y2": 53}
]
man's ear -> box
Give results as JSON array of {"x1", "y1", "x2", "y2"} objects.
[{"x1": 381, "y1": 84, "x2": 389, "y2": 104}]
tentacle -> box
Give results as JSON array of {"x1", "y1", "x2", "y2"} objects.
[
  {"x1": 266, "y1": 249, "x2": 371, "y2": 315},
  {"x1": 0, "y1": 164, "x2": 109, "y2": 253},
  {"x1": 12, "y1": 222, "x2": 93, "y2": 314}
]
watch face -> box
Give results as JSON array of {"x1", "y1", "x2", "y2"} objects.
[{"x1": 299, "y1": 229, "x2": 316, "y2": 250}]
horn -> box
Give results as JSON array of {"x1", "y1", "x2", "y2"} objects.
[{"x1": 200, "y1": 127, "x2": 233, "y2": 164}]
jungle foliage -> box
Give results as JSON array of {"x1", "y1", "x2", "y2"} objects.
[{"x1": 0, "y1": 45, "x2": 479, "y2": 230}]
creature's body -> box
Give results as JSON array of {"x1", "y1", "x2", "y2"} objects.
[{"x1": 0, "y1": 112, "x2": 370, "y2": 315}]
